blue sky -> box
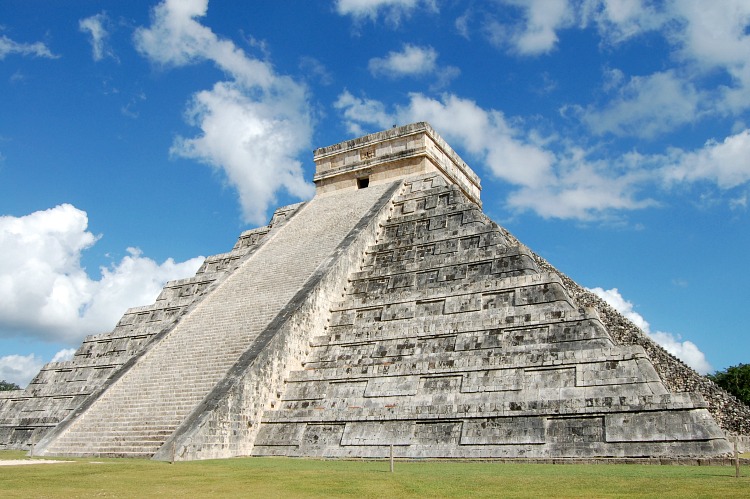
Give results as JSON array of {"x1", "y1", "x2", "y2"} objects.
[{"x1": 1, "y1": 0, "x2": 749, "y2": 387}]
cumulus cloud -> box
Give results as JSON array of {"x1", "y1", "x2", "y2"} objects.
[
  {"x1": 581, "y1": 2, "x2": 750, "y2": 127},
  {"x1": 134, "y1": 0, "x2": 314, "y2": 224},
  {"x1": 661, "y1": 129, "x2": 750, "y2": 189},
  {"x1": 368, "y1": 44, "x2": 459, "y2": 86},
  {"x1": 484, "y1": 0, "x2": 574, "y2": 55},
  {"x1": 668, "y1": 1, "x2": 750, "y2": 115},
  {"x1": 0, "y1": 354, "x2": 43, "y2": 388},
  {"x1": 335, "y1": 0, "x2": 436, "y2": 24},
  {"x1": 0, "y1": 348, "x2": 75, "y2": 388},
  {"x1": 0, "y1": 35, "x2": 57, "y2": 60},
  {"x1": 337, "y1": 91, "x2": 554, "y2": 186},
  {"x1": 335, "y1": 90, "x2": 394, "y2": 136},
  {"x1": 51, "y1": 348, "x2": 76, "y2": 363},
  {"x1": 470, "y1": 1, "x2": 749, "y2": 137},
  {"x1": 79, "y1": 12, "x2": 116, "y2": 62},
  {"x1": 0, "y1": 204, "x2": 204, "y2": 345},
  {"x1": 588, "y1": 287, "x2": 712, "y2": 374},
  {"x1": 504, "y1": 150, "x2": 655, "y2": 219},
  {"x1": 580, "y1": 0, "x2": 667, "y2": 45},
  {"x1": 335, "y1": 91, "x2": 654, "y2": 220},
  {"x1": 670, "y1": 1, "x2": 750, "y2": 67},
  {"x1": 369, "y1": 44, "x2": 437, "y2": 77},
  {"x1": 172, "y1": 82, "x2": 314, "y2": 223},
  {"x1": 578, "y1": 70, "x2": 703, "y2": 139}
]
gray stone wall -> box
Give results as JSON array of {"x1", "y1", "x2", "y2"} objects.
[
  {"x1": 528, "y1": 252, "x2": 750, "y2": 436},
  {"x1": 252, "y1": 173, "x2": 731, "y2": 459}
]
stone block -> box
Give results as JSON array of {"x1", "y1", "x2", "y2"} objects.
[
  {"x1": 461, "y1": 417, "x2": 546, "y2": 445},
  {"x1": 341, "y1": 421, "x2": 415, "y2": 446}
]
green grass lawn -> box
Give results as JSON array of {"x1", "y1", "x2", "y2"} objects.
[{"x1": 1, "y1": 451, "x2": 748, "y2": 498}]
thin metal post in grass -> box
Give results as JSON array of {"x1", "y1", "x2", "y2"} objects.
[
  {"x1": 736, "y1": 440, "x2": 741, "y2": 479},
  {"x1": 390, "y1": 444, "x2": 394, "y2": 473},
  {"x1": 171, "y1": 442, "x2": 176, "y2": 465}
]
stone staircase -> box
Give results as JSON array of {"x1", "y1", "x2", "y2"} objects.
[
  {"x1": 34, "y1": 183, "x2": 396, "y2": 458},
  {"x1": 252, "y1": 173, "x2": 730, "y2": 459}
]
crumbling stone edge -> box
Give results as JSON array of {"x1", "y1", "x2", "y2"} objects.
[{"x1": 492, "y1": 224, "x2": 750, "y2": 438}]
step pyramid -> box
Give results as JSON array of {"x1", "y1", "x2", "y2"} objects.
[{"x1": 4, "y1": 122, "x2": 747, "y2": 460}]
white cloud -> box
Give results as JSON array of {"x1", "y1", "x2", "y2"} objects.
[
  {"x1": 579, "y1": 70, "x2": 702, "y2": 139},
  {"x1": 172, "y1": 82, "x2": 314, "y2": 224},
  {"x1": 668, "y1": 1, "x2": 750, "y2": 115},
  {"x1": 335, "y1": 90, "x2": 394, "y2": 136},
  {"x1": 669, "y1": 1, "x2": 750, "y2": 72},
  {"x1": 338, "y1": 91, "x2": 553, "y2": 186},
  {"x1": 0, "y1": 204, "x2": 204, "y2": 345},
  {"x1": 368, "y1": 44, "x2": 459, "y2": 87},
  {"x1": 588, "y1": 287, "x2": 712, "y2": 374},
  {"x1": 335, "y1": 91, "x2": 654, "y2": 220},
  {"x1": 580, "y1": 0, "x2": 666, "y2": 45},
  {"x1": 661, "y1": 129, "x2": 750, "y2": 189},
  {"x1": 51, "y1": 348, "x2": 76, "y2": 363},
  {"x1": 471, "y1": 0, "x2": 750, "y2": 120},
  {"x1": 505, "y1": 151, "x2": 655, "y2": 219},
  {"x1": 134, "y1": 0, "x2": 314, "y2": 224},
  {"x1": 0, "y1": 35, "x2": 57, "y2": 60},
  {"x1": 578, "y1": 2, "x2": 750, "y2": 125},
  {"x1": 399, "y1": 93, "x2": 555, "y2": 188},
  {"x1": 0, "y1": 348, "x2": 76, "y2": 388},
  {"x1": 730, "y1": 190, "x2": 748, "y2": 210},
  {"x1": 455, "y1": 11, "x2": 471, "y2": 39},
  {"x1": 79, "y1": 12, "x2": 116, "y2": 62},
  {"x1": 485, "y1": 0, "x2": 575, "y2": 55},
  {"x1": 335, "y1": 0, "x2": 436, "y2": 24},
  {"x1": 0, "y1": 354, "x2": 43, "y2": 389},
  {"x1": 369, "y1": 44, "x2": 438, "y2": 77}
]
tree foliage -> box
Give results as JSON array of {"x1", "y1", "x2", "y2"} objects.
[
  {"x1": 707, "y1": 363, "x2": 750, "y2": 406},
  {"x1": 0, "y1": 380, "x2": 21, "y2": 391}
]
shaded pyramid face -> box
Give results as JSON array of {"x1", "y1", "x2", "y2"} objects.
[
  {"x1": 1, "y1": 122, "x2": 743, "y2": 460},
  {"x1": 251, "y1": 173, "x2": 728, "y2": 459}
]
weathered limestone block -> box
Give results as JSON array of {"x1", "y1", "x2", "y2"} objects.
[
  {"x1": 605, "y1": 409, "x2": 726, "y2": 442},
  {"x1": 341, "y1": 421, "x2": 415, "y2": 446}
]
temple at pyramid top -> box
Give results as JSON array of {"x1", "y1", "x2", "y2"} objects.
[{"x1": 312, "y1": 122, "x2": 482, "y2": 206}]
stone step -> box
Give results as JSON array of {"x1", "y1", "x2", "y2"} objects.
[
  {"x1": 261, "y1": 391, "x2": 703, "y2": 424},
  {"x1": 289, "y1": 346, "x2": 645, "y2": 383}
]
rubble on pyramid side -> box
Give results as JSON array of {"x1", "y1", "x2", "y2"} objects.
[{"x1": 539, "y1": 262, "x2": 750, "y2": 436}]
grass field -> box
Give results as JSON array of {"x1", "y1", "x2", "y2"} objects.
[{"x1": 1, "y1": 451, "x2": 749, "y2": 498}]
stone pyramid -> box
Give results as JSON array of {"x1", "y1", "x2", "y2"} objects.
[{"x1": 1, "y1": 123, "x2": 747, "y2": 460}]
